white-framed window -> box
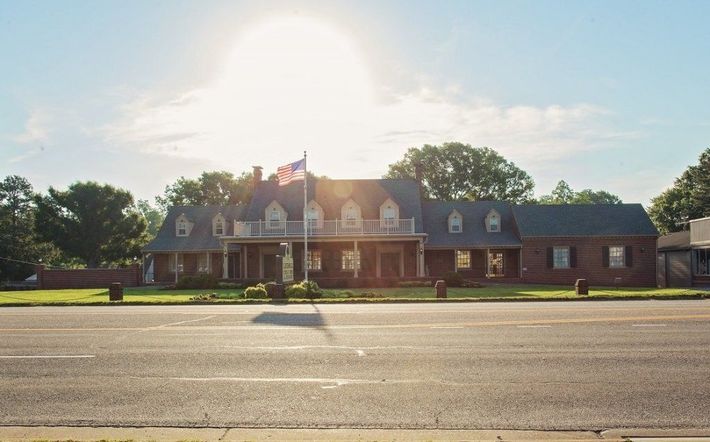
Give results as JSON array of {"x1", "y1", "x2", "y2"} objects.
[
  {"x1": 197, "y1": 254, "x2": 208, "y2": 273},
  {"x1": 609, "y1": 246, "x2": 625, "y2": 268},
  {"x1": 168, "y1": 254, "x2": 184, "y2": 272},
  {"x1": 383, "y1": 206, "x2": 396, "y2": 226},
  {"x1": 693, "y1": 249, "x2": 709, "y2": 275},
  {"x1": 489, "y1": 215, "x2": 499, "y2": 232},
  {"x1": 307, "y1": 250, "x2": 322, "y2": 271},
  {"x1": 345, "y1": 206, "x2": 358, "y2": 226},
  {"x1": 342, "y1": 249, "x2": 361, "y2": 270},
  {"x1": 450, "y1": 216, "x2": 461, "y2": 233},
  {"x1": 553, "y1": 247, "x2": 570, "y2": 269},
  {"x1": 177, "y1": 220, "x2": 187, "y2": 236},
  {"x1": 269, "y1": 208, "x2": 281, "y2": 227},
  {"x1": 214, "y1": 219, "x2": 224, "y2": 236},
  {"x1": 456, "y1": 250, "x2": 471, "y2": 269}
]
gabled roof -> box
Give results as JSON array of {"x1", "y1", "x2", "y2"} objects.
[
  {"x1": 246, "y1": 179, "x2": 425, "y2": 232},
  {"x1": 142, "y1": 205, "x2": 246, "y2": 252},
  {"x1": 422, "y1": 201, "x2": 521, "y2": 248},
  {"x1": 658, "y1": 230, "x2": 691, "y2": 251},
  {"x1": 512, "y1": 204, "x2": 658, "y2": 237}
]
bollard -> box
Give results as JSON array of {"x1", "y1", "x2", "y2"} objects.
[
  {"x1": 575, "y1": 279, "x2": 588, "y2": 296},
  {"x1": 109, "y1": 282, "x2": 123, "y2": 301},
  {"x1": 435, "y1": 280, "x2": 447, "y2": 298}
]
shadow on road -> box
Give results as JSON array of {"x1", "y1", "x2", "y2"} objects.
[{"x1": 250, "y1": 303, "x2": 334, "y2": 341}]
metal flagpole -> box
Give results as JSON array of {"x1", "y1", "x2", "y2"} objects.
[{"x1": 303, "y1": 150, "x2": 308, "y2": 282}]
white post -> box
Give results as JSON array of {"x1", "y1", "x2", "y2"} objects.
[
  {"x1": 354, "y1": 240, "x2": 359, "y2": 278},
  {"x1": 222, "y1": 245, "x2": 228, "y2": 279},
  {"x1": 418, "y1": 239, "x2": 425, "y2": 277},
  {"x1": 303, "y1": 150, "x2": 309, "y2": 282}
]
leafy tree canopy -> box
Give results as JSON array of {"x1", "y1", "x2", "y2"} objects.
[
  {"x1": 648, "y1": 147, "x2": 710, "y2": 234},
  {"x1": 384, "y1": 142, "x2": 535, "y2": 203},
  {"x1": 156, "y1": 171, "x2": 253, "y2": 211},
  {"x1": 537, "y1": 180, "x2": 622, "y2": 205},
  {"x1": 136, "y1": 199, "x2": 164, "y2": 242},
  {"x1": 35, "y1": 182, "x2": 147, "y2": 268}
]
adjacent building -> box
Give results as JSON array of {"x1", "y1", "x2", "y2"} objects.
[
  {"x1": 143, "y1": 171, "x2": 660, "y2": 287},
  {"x1": 657, "y1": 217, "x2": 710, "y2": 287}
]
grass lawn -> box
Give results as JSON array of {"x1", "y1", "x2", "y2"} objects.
[{"x1": 0, "y1": 284, "x2": 708, "y2": 306}]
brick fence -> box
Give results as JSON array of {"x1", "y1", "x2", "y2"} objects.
[{"x1": 36, "y1": 264, "x2": 142, "y2": 289}]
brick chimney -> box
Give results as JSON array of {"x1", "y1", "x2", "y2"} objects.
[{"x1": 252, "y1": 166, "x2": 263, "y2": 189}]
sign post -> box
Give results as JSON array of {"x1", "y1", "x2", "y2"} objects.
[{"x1": 274, "y1": 243, "x2": 293, "y2": 299}]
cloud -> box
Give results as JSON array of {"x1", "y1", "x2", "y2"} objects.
[
  {"x1": 101, "y1": 16, "x2": 634, "y2": 180},
  {"x1": 13, "y1": 110, "x2": 50, "y2": 145}
]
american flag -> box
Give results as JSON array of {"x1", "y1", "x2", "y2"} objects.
[{"x1": 277, "y1": 158, "x2": 306, "y2": 186}]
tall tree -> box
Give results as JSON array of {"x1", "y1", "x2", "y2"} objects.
[
  {"x1": 156, "y1": 171, "x2": 253, "y2": 211},
  {"x1": 0, "y1": 176, "x2": 58, "y2": 280},
  {"x1": 35, "y1": 182, "x2": 147, "y2": 268},
  {"x1": 538, "y1": 180, "x2": 622, "y2": 204},
  {"x1": 648, "y1": 147, "x2": 710, "y2": 234},
  {"x1": 384, "y1": 142, "x2": 535, "y2": 203}
]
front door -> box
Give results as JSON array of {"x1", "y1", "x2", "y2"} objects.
[
  {"x1": 381, "y1": 252, "x2": 401, "y2": 277},
  {"x1": 228, "y1": 252, "x2": 240, "y2": 279}
]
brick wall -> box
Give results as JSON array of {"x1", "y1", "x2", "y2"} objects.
[
  {"x1": 37, "y1": 264, "x2": 141, "y2": 289},
  {"x1": 520, "y1": 236, "x2": 657, "y2": 287},
  {"x1": 425, "y1": 248, "x2": 520, "y2": 278}
]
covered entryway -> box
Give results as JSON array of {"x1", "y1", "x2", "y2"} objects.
[{"x1": 380, "y1": 252, "x2": 401, "y2": 277}]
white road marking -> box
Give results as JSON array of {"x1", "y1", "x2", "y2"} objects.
[
  {"x1": 356, "y1": 350, "x2": 366, "y2": 357},
  {"x1": 430, "y1": 326, "x2": 464, "y2": 329},
  {"x1": 150, "y1": 315, "x2": 217, "y2": 329},
  {"x1": 517, "y1": 325, "x2": 552, "y2": 328},
  {"x1": 0, "y1": 355, "x2": 95, "y2": 359},
  {"x1": 632, "y1": 324, "x2": 667, "y2": 327}
]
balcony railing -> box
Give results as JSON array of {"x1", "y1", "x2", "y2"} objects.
[{"x1": 233, "y1": 218, "x2": 416, "y2": 237}]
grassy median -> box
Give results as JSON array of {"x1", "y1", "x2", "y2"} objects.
[{"x1": 0, "y1": 284, "x2": 708, "y2": 306}]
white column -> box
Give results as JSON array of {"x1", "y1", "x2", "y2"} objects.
[
  {"x1": 243, "y1": 245, "x2": 248, "y2": 279},
  {"x1": 354, "y1": 240, "x2": 359, "y2": 278},
  {"x1": 486, "y1": 248, "x2": 490, "y2": 278},
  {"x1": 418, "y1": 240, "x2": 425, "y2": 277},
  {"x1": 222, "y1": 245, "x2": 228, "y2": 279}
]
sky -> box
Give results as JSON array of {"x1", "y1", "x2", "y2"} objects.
[{"x1": 1, "y1": 0, "x2": 709, "y2": 205}]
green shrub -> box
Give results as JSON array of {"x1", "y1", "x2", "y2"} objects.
[
  {"x1": 358, "y1": 291, "x2": 384, "y2": 298},
  {"x1": 285, "y1": 284, "x2": 307, "y2": 297},
  {"x1": 176, "y1": 274, "x2": 219, "y2": 289},
  {"x1": 244, "y1": 284, "x2": 268, "y2": 299},
  {"x1": 190, "y1": 293, "x2": 217, "y2": 301},
  {"x1": 441, "y1": 271, "x2": 464, "y2": 287},
  {"x1": 285, "y1": 280, "x2": 322, "y2": 298}
]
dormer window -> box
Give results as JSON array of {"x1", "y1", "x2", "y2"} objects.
[
  {"x1": 269, "y1": 208, "x2": 281, "y2": 227},
  {"x1": 341, "y1": 199, "x2": 362, "y2": 228},
  {"x1": 379, "y1": 198, "x2": 399, "y2": 227},
  {"x1": 448, "y1": 209, "x2": 463, "y2": 233},
  {"x1": 265, "y1": 201, "x2": 287, "y2": 228},
  {"x1": 485, "y1": 209, "x2": 501, "y2": 233},
  {"x1": 175, "y1": 214, "x2": 192, "y2": 237},
  {"x1": 213, "y1": 213, "x2": 225, "y2": 236},
  {"x1": 306, "y1": 200, "x2": 324, "y2": 229}
]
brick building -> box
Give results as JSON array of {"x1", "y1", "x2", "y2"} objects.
[{"x1": 143, "y1": 172, "x2": 659, "y2": 287}]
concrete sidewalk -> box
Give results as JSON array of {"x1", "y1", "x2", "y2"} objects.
[{"x1": 1, "y1": 426, "x2": 709, "y2": 441}]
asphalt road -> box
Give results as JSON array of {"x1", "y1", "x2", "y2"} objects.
[{"x1": 1, "y1": 300, "x2": 709, "y2": 431}]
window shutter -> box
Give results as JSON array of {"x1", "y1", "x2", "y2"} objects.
[
  {"x1": 625, "y1": 246, "x2": 633, "y2": 267},
  {"x1": 570, "y1": 247, "x2": 577, "y2": 268},
  {"x1": 602, "y1": 246, "x2": 610, "y2": 268},
  {"x1": 546, "y1": 247, "x2": 553, "y2": 268}
]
